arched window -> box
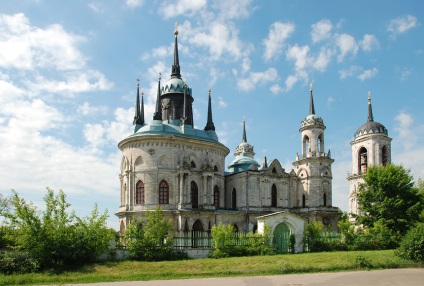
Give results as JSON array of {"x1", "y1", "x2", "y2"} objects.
[
  {"x1": 213, "y1": 185, "x2": 220, "y2": 209},
  {"x1": 382, "y1": 145, "x2": 389, "y2": 166},
  {"x1": 302, "y1": 194, "x2": 306, "y2": 208},
  {"x1": 303, "y1": 135, "x2": 310, "y2": 158},
  {"x1": 135, "y1": 180, "x2": 144, "y2": 204},
  {"x1": 233, "y1": 224, "x2": 239, "y2": 233},
  {"x1": 214, "y1": 165, "x2": 218, "y2": 172},
  {"x1": 191, "y1": 161, "x2": 196, "y2": 169},
  {"x1": 358, "y1": 147, "x2": 368, "y2": 174},
  {"x1": 318, "y1": 134, "x2": 324, "y2": 153},
  {"x1": 159, "y1": 180, "x2": 169, "y2": 204},
  {"x1": 323, "y1": 193, "x2": 327, "y2": 207},
  {"x1": 191, "y1": 181, "x2": 198, "y2": 209},
  {"x1": 232, "y1": 188, "x2": 237, "y2": 210},
  {"x1": 272, "y1": 167, "x2": 277, "y2": 174},
  {"x1": 271, "y1": 184, "x2": 277, "y2": 207},
  {"x1": 253, "y1": 224, "x2": 258, "y2": 234}
]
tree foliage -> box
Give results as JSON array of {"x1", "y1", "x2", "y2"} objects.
[
  {"x1": 3, "y1": 188, "x2": 112, "y2": 269},
  {"x1": 356, "y1": 164, "x2": 423, "y2": 235},
  {"x1": 396, "y1": 223, "x2": 424, "y2": 263},
  {"x1": 124, "y1": 207, "x2": 182, "y2": 261},
  {"x1": 210, "y1": 222, "x2": 274, "y2": 258}
]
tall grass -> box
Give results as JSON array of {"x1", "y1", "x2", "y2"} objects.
[{"x1": 0, "y1": 250, "x2": 419, "y2": 286}]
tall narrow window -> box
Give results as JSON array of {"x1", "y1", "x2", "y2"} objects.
[
  {"x1": 303, "y1": 135, "x2": 310, "y2": 158},
  {"x1": 382, "y1": 145, "x2": 388, "y2": 166},
  {"x1": 323, "y1": 193, "x2": 327, "y2": 207},
  {"x1": 191, "y1": 181, "x2": 198, "y2": 209},
  {"x1": 318, "y1": 134, "x2": 324, "y2": 153},
  {"x1": 232, "y1": 188, "x2": 237, "y2": 209},
  {"x1": 213, "y1": 185, "x2": 220, "y2": 209},
  {"x1": 302, "y1": 194, "x2": 306, "y2": 208},
  {"x1": 358, "y1": 147, "x2": 368, "y2": 174},
  {"x1": 271, "y1": 184, "x2": 277, "y2": 207},
  {"x1": 159, "y1": 180, "x2": 169, "y2": 204},
  {"x1": 135, "y1": 180, "x2": 144, "y2": 204}
]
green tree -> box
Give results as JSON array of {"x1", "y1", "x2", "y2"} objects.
[
  {"x1": 396, "y1": 223, "x2": 424, "y2": 263},
  {"x1": 356, "y1": 164, "x2": 423, "y2": 236},
  {"x1": 124, "y1": 207, "x2": 176, "y2": 261},
  {"x1": 4, "y1": 188, "x2": 112, "y2": 269}
]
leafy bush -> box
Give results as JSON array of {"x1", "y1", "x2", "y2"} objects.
[
  {"x1": 4, "y1": 189, "x2": 112, "y2": 270},
  {"x1": 209, "y1": 222, "x2": 274, "y2": 258},
  {"x1": 396, "y1": 223, "x2": 424, "y2": 263},
  {"x1": 0, "y1": 251, "x2": 40, "y2": 274},
  {"x1": 124, "y1": 207, "x2": 187, "y2": 261}
]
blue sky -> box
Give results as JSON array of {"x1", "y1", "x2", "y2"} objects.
[{"x1": 1, "y1": 0, "x2": 423, "y2": 229}]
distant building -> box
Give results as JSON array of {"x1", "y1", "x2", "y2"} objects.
[
  {"x1": 347, "y1": 93, "x2": 392, "y2": 221},
  {"x1": 116, "y1": 26, "x2": 339, "y2": 252}
]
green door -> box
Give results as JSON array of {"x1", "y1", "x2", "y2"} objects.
[{"x1": 273, "y1": 223, "x2": 292, "y2": 254}]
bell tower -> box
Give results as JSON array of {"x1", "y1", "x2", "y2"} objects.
[
  {"x1": 347, "y1": 92, "x2": 392, "y2": 221},
  {"x1": 293, "y1": 84, "x2": 334, "y2": 211}
]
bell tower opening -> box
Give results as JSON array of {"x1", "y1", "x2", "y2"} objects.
[
  {"x1": 358, "y1": 147, "x2": 368, "y2": 174},
  {"x1": 382, "y1": 145, "x2": 389, "y2": 166}
]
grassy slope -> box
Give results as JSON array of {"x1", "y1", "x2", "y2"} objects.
[{"x1": 0, "y1": 250, "x2": 420, "y2": 286}]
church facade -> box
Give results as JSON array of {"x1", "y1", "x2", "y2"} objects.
[{"x1": 116, "y1": 27, "x2": 340, "y2": 244}]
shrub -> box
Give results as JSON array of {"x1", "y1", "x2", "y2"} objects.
[
  {"x1": 0, "y1": 251, "x2": 40, "y2": 274},
  {"x1": 396, "y1": 223, "x2": 424, "y2": 263}
]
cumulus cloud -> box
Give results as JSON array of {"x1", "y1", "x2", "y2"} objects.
[
  {"x1": 218, "y1": 96, "x2": 227, "y2": 108},
  {"x1": 336, "y1": 33, "x2": 358, "y2": 62},
  {"x1": 339, "y1": 65, "x2": 361, "y2": 79},
  {"x1": 359, "y1": 34, "x2": 379, "y2": 51},
  {"x1": 237, "y1": 68, "x2": 278, "y2": 92},
  {"x1": 125, "y1": 0, "x2": 145, "y2": 8},
  {"x1": 311, "y1": 19, "x2": 332, "y2": 43},
  {"x1": 0, "y1": 13, "x2": 86, "y2": 71},
  {"x1": 313, "y1": 47, "x2": 333, "y2": 71},
  {"x1": 213, "y1": 0, "x2": 253, "y2": 20},
  {"x1": 270, "y1": 84, "x2": 283, "y2": 95},
  {"x1": 189, "y1": 22, "x2": 242, "y2": 61},
  {"x1": 263, "y1": 21, "x2": 295, "y2": 61},
  {"x1": 160, "y1": 0, "x2": 207, "y2": 19},
  {"x1": 394, "y1": 111, "x2": 416, "y2": 150},
  {"x1": 387, "y1": 15, "x2": 418, "y2": 38},
  {"x1": 358, "y1": 67, "x2": 378, "y2": 81}
]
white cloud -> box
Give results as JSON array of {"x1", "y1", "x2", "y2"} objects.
[
  {"x1": 213, "y1": 0, "x2": 253, "y2": 20},
  {"x1": 357, "y1": 67, "x2": 378, "y2": 81},
  {"x1": 285, "y1": 75, "x2": 299, "y2": 92},
  {"x1": 263, "y1": 21, "x2": 295, "y2": 61},
  {"x1": 360, "y1": 34, "x2": 379, "y2": 52},
  {"x1": 26, "y1": 70, "x2": 113, "y2": 96},
  {"x1": 126, "y1": 0, "x2": 145, "y2": 8},
  {"x1": 286, "y1": 45, "x2": 311, "y2": 71},
  {"x1": 237, "y1": 68, "x2": 278, "y2": 92},
  {"x1": 336, "y1": 33, "x2": 358, "y2": 62},
  {"x1": 0, "y1": 13, "x2": 86, "y2": 71},
  {"x1": 270, "y1": 84, "x2": 283, "y2": 95},
  {"x1": 394, "y1": 111, "x2": 416, "y2": 150},
  {"x1": 218, "y1": 96, "x2": 227, "y2": 108},
  {"x1": 313, "y1": 47, "x2": 333, "y2": 71},
  {"x1": 339, "y1": 65, "x2": 361, "y2": 79},
  {"x1": 311, "y1": 19, "x2": 332, "y2": 44},
  {"x1": 78, "y1": 102, "x2": 108, "y2": 116},
  {"x1": 400, "y1": 67, "x2": 412, "y2": 81},
  {"x1": 160, "y1": 0, "x2": 207, "y2": 19},
  {"x1": 88, "y1": 3, "x2": 104, "y2": 13},
  {"x1": 387, "y1": 15, "x2": 418, "y2": 38},
  {"x1": 189, "y1": 22, "x2": 242, "y2": 61}
]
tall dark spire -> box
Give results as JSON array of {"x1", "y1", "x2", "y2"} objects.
[
  {"x1": 242, "y1": 118, "x2": 247, "y2": 143},
  {"x1": 204, "y1": 87, "x2": 215, "y2": 131},
  {"x1": 367, "y1": 91, "x2": 374, "y2": 122},
  {"x1": 133, "y1": 79, "x2": 143, "y2": 125},
  {"x1": 181, "y1": 82, "x2": 187, "y2": 125},
  {"x1": 309, "y1": 83, "x2": 315, "y2": 115},
  {"x1": 140, "y1": 88, "x2": 145, "y2": 125},
  {"x1": 153, "y1": 73, "x2": 162, "y2": 121},
  {"x1": 171, "y1": 22, "x2": 181, "y2": 79}
]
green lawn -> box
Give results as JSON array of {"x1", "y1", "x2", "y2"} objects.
[{"x1": 0, "y1": 250, "x2": 420, "y2": 285}]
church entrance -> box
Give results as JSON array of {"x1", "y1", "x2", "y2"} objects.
[
  {"x1": 191, "y1": 219, "x2": 203, "y2": 248},
  {"x1": 273, "y1": 223, "x2": 292, "y2": 253}
]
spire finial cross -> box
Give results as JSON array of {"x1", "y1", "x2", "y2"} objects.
[{"x1": 174, "y1": 21, "x2": 179, "y2": 36}]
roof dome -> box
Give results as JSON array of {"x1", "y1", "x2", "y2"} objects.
[
  {"x1": 228, "y1": 154, "x2": 260, "y2": 173},
  {"x1": 354, "y1": 121, "x2": 388, "y2": 139},
  {"x1": 161, "y1": 77, "x2": 192, "y2": 96}
]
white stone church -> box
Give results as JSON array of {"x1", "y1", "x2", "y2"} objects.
[{"x1": 116, "y1": 27, "x2": 389, "y2": 251}]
